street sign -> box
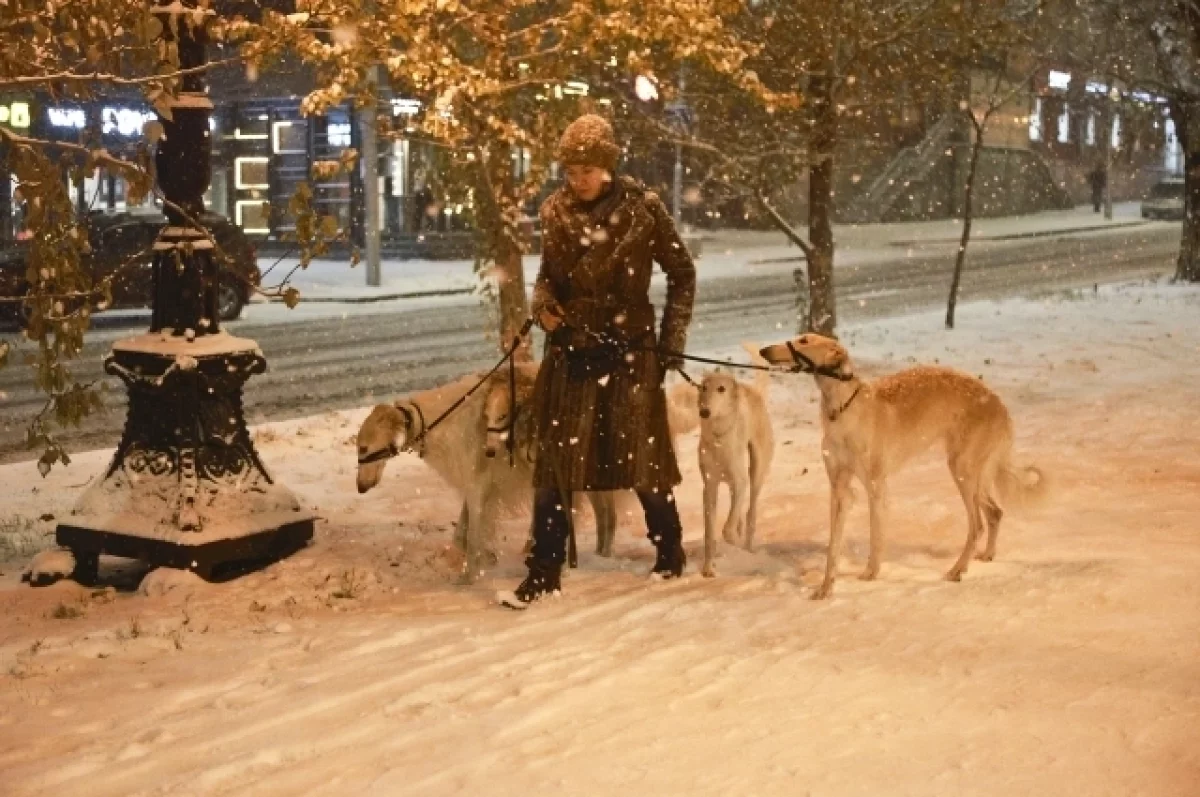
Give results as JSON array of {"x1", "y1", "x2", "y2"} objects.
[{"x1": 664, "y1": 100, "x2": 694, "y2": 136}]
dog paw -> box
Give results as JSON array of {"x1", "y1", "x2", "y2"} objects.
[
  {"x1": 701, "y1": 565, "x2": 716, "y2": 578},
  {"x1": 812, "y1": 583, "x2": 833, "y2": 600},
  {"x1": 858, "y1": 568, "x2": 878, "y2": 581},
  {"x1": 975, "y1": 551, "x2": 995, "y2": 562},
  {"x1": 944, "y1": 569, "x2": 964, "y2": 582}
]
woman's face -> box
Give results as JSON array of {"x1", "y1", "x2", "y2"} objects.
[{"x1": 565, "y1": 165, "x2": 610, "y2": 202}]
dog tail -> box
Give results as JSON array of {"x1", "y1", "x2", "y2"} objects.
[
  {"x1": 666, "y1": 381, "x2": 700, "y2": 437},
  {"x1": 740, "y1": 341, "x2": 772, "y2": 397},
  {"x1": 996, "y1": 461, "x2": 1049, "y2": 510}
]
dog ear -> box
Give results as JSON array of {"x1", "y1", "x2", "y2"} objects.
[
  {"x1": 391, "y1": 402, "x2": 414, "y2": 431},
  {"x1": 830, "y1": 345, "x2": 853, "y2": 378}
]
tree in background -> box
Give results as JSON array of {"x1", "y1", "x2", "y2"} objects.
[
  {"x1": 620, "y1": 0, "x2": 963, "y2": 335},
  {"x1": 249, "y1": 0, "x2": 770, "y2": 358},
  {"x1": 0, "y1": 0, "x2": 763, "y2": 467}
]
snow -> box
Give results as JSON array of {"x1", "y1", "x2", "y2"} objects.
[{"x1": 1, "y1": 280, "x2": 1199, "y2": 794}]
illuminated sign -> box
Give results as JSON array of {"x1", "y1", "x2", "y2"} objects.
[
  {"x1": 391, "y1": 98, "x2": 421, "y2": 117},
  {"x1": 47, "y1": 105, "x2": 156, "y2": 136},
  {"x1": 1047, "y1": 70, "x2": 1071, "y2": 90},
  {"x1": 328, "y1": 123, "x2": 351, "y2": 148},
  {"x1": 0, "y1": 101, "x2": 31, "y2": 129}
]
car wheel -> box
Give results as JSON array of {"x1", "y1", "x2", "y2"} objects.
[{"x1": 217, "y1": 282, "x2": 245, "y2": 321}]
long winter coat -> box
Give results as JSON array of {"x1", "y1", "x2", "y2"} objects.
[{"x1": 531, "y1": 176, "x2": 696, "y2": 493}]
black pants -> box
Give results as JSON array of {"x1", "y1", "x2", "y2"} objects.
[{"x1": 530, "y1": 487, "x2": 682, "y2": 567}]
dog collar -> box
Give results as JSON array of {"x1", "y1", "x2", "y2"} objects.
[
  {"x1": 357, "y1": 401, "x2": 428, "y2": 465},
  {"x1": 828, "y1": 385, "x2": 863, "y2": 422}
]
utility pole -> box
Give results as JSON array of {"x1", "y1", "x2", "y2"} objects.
[
  {"x1": 669, "y1": 70, "x2": 688, "y2": 226},
  {"x1": 361, "y1": 66, "x2": 383, "y2": 287},
  {"x1": 1104, "y1": 87, "x2": 1116, "y2": 221}
]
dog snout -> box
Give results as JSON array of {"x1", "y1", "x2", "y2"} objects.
[
  {"x1": 485, "y1": 448, "x2": 497, "y2": 458},
  {"x1": 357, "y1": 483, "x2": 369, "y2": 494},
  {"x1": 699, "y1": 408, "x2": 711, "y2": 419}
]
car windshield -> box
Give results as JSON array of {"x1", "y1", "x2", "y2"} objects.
[{"x1": 1150, "y1": 181, "x2": 1184, "y2": 199}]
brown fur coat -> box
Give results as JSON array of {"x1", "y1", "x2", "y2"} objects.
[{"x1": 531, "y1": 176, "x2": 696, "y2": 492}]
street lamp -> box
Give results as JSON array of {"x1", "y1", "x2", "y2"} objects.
[{"x1": 55, "y1": 0, "x2": 313, "y2": 582}]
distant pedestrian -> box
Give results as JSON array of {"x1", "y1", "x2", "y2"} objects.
[{"x1": 1088, "y1": 164, "x2": 1106, "y2": 213}]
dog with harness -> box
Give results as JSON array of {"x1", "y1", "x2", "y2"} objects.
[
  {"x1": 759, "y1": 333, "x2": 1046, "y2": 599},
  {"x1": 355, "y1": 325, "x2": 537, "y2": 584}
]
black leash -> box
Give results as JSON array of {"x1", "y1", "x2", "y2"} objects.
[
  {"x1": 358, "y1": 317, "x2": 535, "y2": 465},
  {"x1": 411, "y1": 317, "x2": 534, "y2": 452},
  {"x1": 567, "y1": 324, "x2": 852, "y2": 386}
]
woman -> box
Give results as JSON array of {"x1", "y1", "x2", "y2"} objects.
[{"x1": 500, "y1": 114, "x2": 697, "y2": 609}]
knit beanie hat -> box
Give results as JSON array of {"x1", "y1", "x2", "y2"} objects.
[{"x1": 556, "y1": 114, "x2": 621, "y2": 171}]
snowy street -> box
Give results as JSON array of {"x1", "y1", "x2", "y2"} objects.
[
  {"x1": 1, "y1": 281, "x2": 1198, "y2": 795},
  {"x1": 0, "y1": 219, "x2": 1180, "y2": 462}
]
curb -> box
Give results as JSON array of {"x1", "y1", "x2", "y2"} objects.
[{"x1": 888, "y1": 220, "x2": 1150, "y2": 247}]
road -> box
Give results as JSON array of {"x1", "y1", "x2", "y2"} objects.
[{"x1": 0, "y1": 225, "x2": 1181, "y2": 464}]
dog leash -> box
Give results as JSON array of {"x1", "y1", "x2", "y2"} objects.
[
  {"x1": 358, "y1": 317, "x2": 535, "y2": 465},
  {"x1": 562, "y1": 322, "x2": 851, "y2": 386}
]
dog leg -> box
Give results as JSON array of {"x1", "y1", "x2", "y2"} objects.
[
  {"x1": 946, "y1": 470, "x2": 982, "y2": 582},
  {"x1": 815, "y1": 466, "x2": 853, "y2": 600},
  {"x1": 724, "y1": 473, "x2": 750, "y2": 548},
  {"x1": 702, "y1": 479, "x2": 719, "y2": 578},
  {"x1": 745, "y1": 444, "x2": 766, "y2": 552},
  {"x1": 453, "y1": 501, "x2": 469, "y2": 551},
  {"x1": 458, "y1": 487, "x2": 492, "y2": 585},
  {"x1": 979, "y1": 498, "x2": 1002, "y2": 562},
  {"x1": 592, "y1": 492, "x2": 617, "y2": 557},
  {"x1": 861, "y1": 478, "x2": 888, "y2": 581}
]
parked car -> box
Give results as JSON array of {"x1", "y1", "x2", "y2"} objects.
[
  {"x1": 0, "y1": 211, "x2": 259, "y2": 325},
  {"x1": 1141, "y1": 177, "x2": 1186, "y2": 221}
]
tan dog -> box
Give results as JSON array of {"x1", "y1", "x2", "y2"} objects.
[
  {"x1": 697, "y1": 344, "x2": 775, "y2": 577},
  {"x1": 759, "y1": 333, "x2": 1044, "y2": 599},
  {"x1": 356, "y1": 372, "x2": 535, "y2": 584}
]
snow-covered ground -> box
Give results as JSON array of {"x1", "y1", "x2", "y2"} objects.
[{"x1": 1, "y1": 279, "x2": 1199, "y2": 795}]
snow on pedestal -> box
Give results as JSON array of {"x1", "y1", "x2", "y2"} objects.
[{"x1": 56, "y1": 332, "x2": 314, "y2": 581}]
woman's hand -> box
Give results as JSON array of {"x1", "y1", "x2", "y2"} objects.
[{"x1": 538, "y1": 304, "x2": 564, "y2": 332}]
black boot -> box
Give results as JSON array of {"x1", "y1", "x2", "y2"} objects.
[
  {"x1": 498, "y1": 558, "x2": 562, "y2": 610},
  {"x1": 639, "y1": 490, "x2": 686, "y2": 579},
  {"x1": 651, "y1": 541, "x2": 687, "y2": 579}
]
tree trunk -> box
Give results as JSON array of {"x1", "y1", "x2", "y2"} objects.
[
  {"x1": 1176, "y1": 106, "x2": 1200, "y2": 282},
  {"x1": 807, "y1": 73, "x2": 837, "y2": 335},
  {"x1": 946, "y1": 122, "x2": 985, "y2": 329},
  {"x1": 474, "y1": 150, "x2": 532, "y2": 361},
  {"x1": 494, "y1": 235, "x2": 532, "y2": 361}
]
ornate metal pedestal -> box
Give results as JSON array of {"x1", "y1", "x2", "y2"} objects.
[
  {"x1": 57, "y1": 335, "x2": 313, "y2": 581},
  {"x1": 54, "y1": 0, "x2": 313, "y2": 581}
]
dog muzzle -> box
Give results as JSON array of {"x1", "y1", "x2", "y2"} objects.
[
  {"x1": 358, "y1": 444, "x2": 400, "y2": 465},
  {"x1": 785, "y1": 340, "x2": 817, "y2": 374}
]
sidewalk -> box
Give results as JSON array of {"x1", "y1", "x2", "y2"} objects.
[{"x1": 257, "y1": 202, "x2": 1154, "y2": 304}]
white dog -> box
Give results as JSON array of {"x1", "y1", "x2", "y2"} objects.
[
  {"x1": 759, "y1": 333, "x2": 1045, "y2": 599},
  {"x1": 696, "y1": 344, "x2": 775, "y2": 577},
  {"x1": 356, "y1": 371, "x2": 533, "y2": 584}
]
